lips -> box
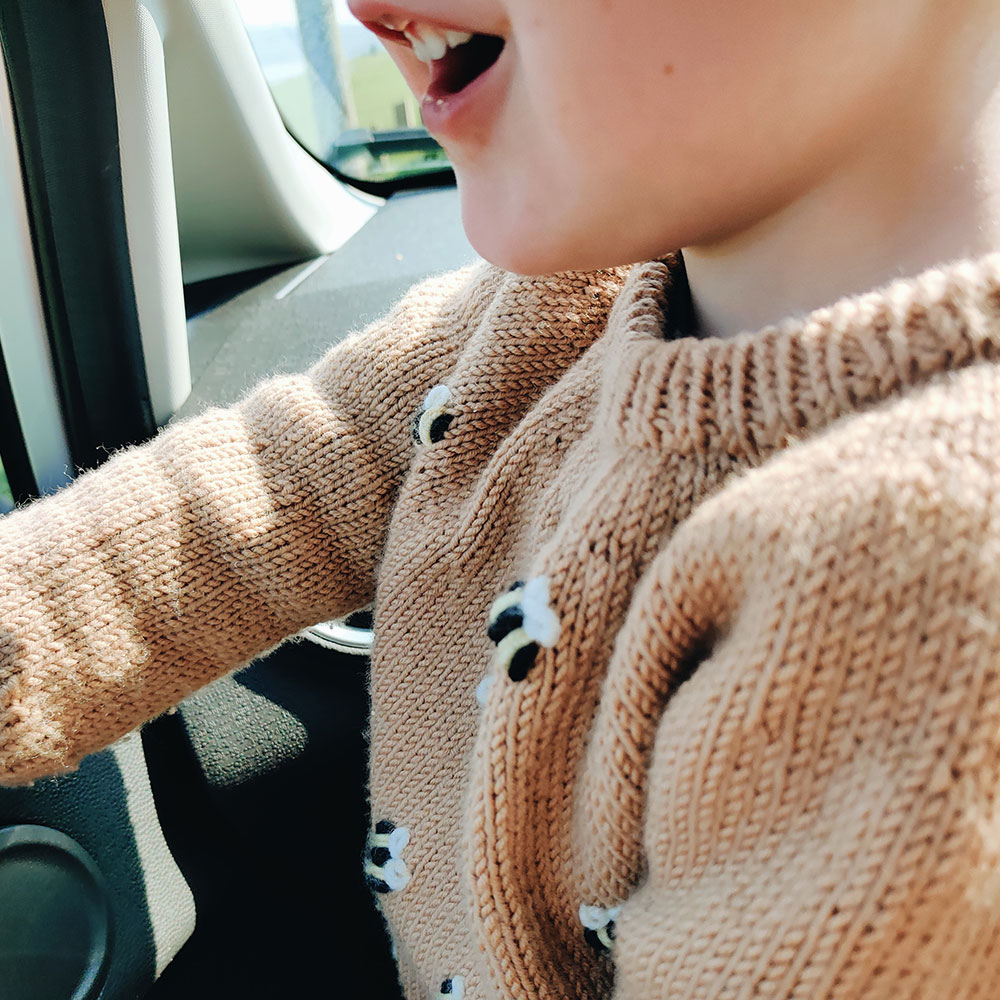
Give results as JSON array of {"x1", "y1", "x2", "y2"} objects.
[
  {"x1": 349, "y1": 3, "x2": 512, "y2": 143},
  {"x1": 353, "y1": 5, "x2": 507, "y2": 102}
]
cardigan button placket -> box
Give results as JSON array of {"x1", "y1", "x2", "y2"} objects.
[
  {"x1": 579, "y1": 903, "x2": 621, "y2": 955},
  {"x1": 486, "y1": 577, "x2": 561, "y2": 681},
  {"x1": 413, "y1": 384, "x2": 455, "y2": 446},
  {"x1": 364, "y1": 820, "x2": 412, "y2": 894}
]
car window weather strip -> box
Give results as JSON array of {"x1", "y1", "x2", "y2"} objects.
[
  {"x1": 0, "y1": 0, "x2": 156, "y2": 473},
  {"x1": 0, "y1": 343, "x2": 37, "y2": 505}
]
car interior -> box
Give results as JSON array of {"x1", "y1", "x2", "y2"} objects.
[{"x1": 0, "y1": 2, "x2": 477, "y2": 996}]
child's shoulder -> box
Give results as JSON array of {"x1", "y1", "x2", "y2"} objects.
[{"x1": 665, "y1": 359, "x2": 1000, "y2": 622}]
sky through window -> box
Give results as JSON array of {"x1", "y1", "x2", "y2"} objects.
[{"x1": 239, "y1": 0, "x2": 355, "y2": 26}]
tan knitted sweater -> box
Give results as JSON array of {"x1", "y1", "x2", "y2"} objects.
[{"x1": 2, "y1": 252, "x2": 1000, "y2": 999}]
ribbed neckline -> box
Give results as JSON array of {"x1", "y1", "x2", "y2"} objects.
[{"x1": 606, "y1": 252, "x2": 1000, "y2": 456}]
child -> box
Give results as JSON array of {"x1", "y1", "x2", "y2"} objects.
[{"x1": 3, "y1": 1, "x2": 1000, "y2": 997}]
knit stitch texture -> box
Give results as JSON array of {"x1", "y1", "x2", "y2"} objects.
[{"x1": 2, "y1": 253, "x2": 1000, "y2": 998}]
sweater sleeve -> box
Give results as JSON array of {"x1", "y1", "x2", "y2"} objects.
[
  {"x1": 0, "y1": 264, "x2": 493, "y2": 786},
  {"x1": 581, "y1": 385, "x2": 1000, "y2": 998}
]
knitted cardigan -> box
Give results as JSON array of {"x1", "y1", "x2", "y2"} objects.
[{"x1": 2, "y1": 252, "x2": 1000, "y2": 1000}]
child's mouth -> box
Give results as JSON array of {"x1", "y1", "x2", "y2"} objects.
[{"x1": 366, "y1": 19, "x2": 506, "y2": 100}]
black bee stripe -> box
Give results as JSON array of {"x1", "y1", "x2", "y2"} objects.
[
  {"x1": 584, "y1": 925, "x2": 614, "y2": 955},
  {"x1": 440, "y1": 981, "x2": 454, "y2": 995},
  {"x1": 366, "y1": 873, "x2": 392, "y2": 895},
  {"x1": 488, "y1": 606, "x2": 524, "y2": 644},
  {"x1": 507, "y1": 641, "x2": 540, "y2": 682},
  {"x1": 429, "y1": 412, "x2": 454, "y2": 443},
  {"x1": 370, "y1": 846, "x2": 391, "y2": 866},
  {"x1": 375, "y1": 820, "x2": 395, "y2": 835}
]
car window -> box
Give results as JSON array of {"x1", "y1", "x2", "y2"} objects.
[
  {"x1": 235, "y1": 0, "x2": 450, "y2": 184},
  {"x1": 0, "y1": 458, "x2": 12, "y2": 513}
]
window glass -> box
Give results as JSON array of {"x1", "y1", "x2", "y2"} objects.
[
  {"x1": 0, "y1": 459, "x2": 13, "y2": 513},
  {"x1": 236, "y1": 0, "x2": 450, "y2": 184}
]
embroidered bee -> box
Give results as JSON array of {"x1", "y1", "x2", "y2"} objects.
[
  {"x1": 436, "y1": 976, "x2": 465, "y2": 999},
  {"x1": 412, "y1": 384, "x2": 455, "y2": 446},
  {"x1": 579, "y1": 903, "x2": 621, "y2": 955},
  {"x1": 364, "y1": 820, "x2": 412, "y2": 894},
  {"x1": 475, "y1": 673, "x2": 496, "y2": 706},
  {"x1": 486, "y1": 577, "x2": 561, "y2": 681}
]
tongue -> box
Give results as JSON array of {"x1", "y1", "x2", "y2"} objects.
[{"x1": 429, "y1": 34, "x2": 505, "y2": 97}]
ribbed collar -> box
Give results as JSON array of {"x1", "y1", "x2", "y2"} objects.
[{"x1": 604, "y1": 252, "x2": 1000, "y2": 456}]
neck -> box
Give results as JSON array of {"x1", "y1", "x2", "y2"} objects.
[{"x1": 683, "y1": 17, "x2": 1000, "y2": 340}]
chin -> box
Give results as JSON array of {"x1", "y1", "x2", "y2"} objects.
[
  {"x1": 470, "y1": 238, "x2": 580, "y2": 277},
  {"x1": 462, "y1": 217, "x2": 627, "y2": 276},
  {"x1": 457, "y1": 175, "x2": 689, "y2": 276},
  {"x1": 458, "y1": 205, "x2": 558, "y2": 276},
  {"x1": 456, "y1": 172, "x2": 608, "y2": 276}
]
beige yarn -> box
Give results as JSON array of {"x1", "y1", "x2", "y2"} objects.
[{"x1": 3, "y1": 253, "x2": 1000, "y2": 999}]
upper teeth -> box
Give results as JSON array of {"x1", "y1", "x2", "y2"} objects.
[{"x1": 386, "y1": 21, "x2": 473, "y2": 64}]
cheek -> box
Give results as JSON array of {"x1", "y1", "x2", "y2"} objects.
[
  {"x1": 454, "y1": 29, "x2": 720, "y2": 271},
  {"x1": 454, "y1": 1, "x2": 923, "y2": 273},
  {"x1": 505, "y1": 15, "x2": 750, "y2": 207}
]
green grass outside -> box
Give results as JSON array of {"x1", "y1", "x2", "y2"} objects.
[
  {"x1": 268, "y1": 51, "x2": 439, "y2": 180},
  {"x1": 350, "y1": 51, "x2": 421, "y2": 131}
]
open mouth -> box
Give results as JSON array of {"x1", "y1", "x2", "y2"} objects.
[
  {"x1": 427, "y1": 33, "x2": 505, "y2": 98},
  {"x1": 366, "y1": 20, "x2": 506, "y2": 100}
]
